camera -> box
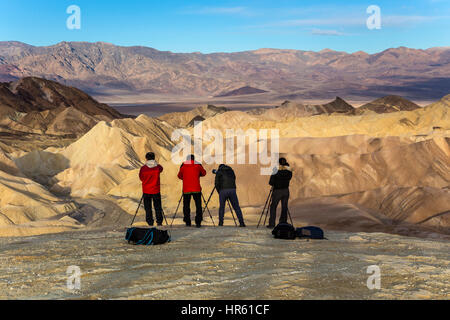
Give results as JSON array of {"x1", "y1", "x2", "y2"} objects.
[{"x1": 212, "y1": 169, "x2": 218, "y2": 174}]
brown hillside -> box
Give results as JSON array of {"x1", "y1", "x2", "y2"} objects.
[
  {"x1": 358, "y1": 95, "x2": 421, "y2": 114},
  {"x1": 0, "y1": 77, "x2": 123, "y2": 118}
]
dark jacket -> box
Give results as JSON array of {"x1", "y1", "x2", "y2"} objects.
[
  {"x1": 215, "y1": 164, "x2": 237, "y2": 192},
  {"x1": 269, "y1": 165, "x2": 292, "y2": 190}
]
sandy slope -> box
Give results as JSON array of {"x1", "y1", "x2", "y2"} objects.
[
  {"x1": 0, "y1": 227, "x2": 448, "y2": 300},
  {"x1": 0, "y1": 95, "x2": 449, "y2": 238}
]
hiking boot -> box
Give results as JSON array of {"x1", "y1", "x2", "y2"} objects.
[
  {"x1": 218, "y1": 222, "x2": 224, "y2": 227},
  {"x1": 185, "y1": 222, "x2": 191, "y2": 227},
  {"x1": 196, "y1": 224, "x2": 202, "y2": 228},
  {"x1": 148, "y1": 221, "x2": 154, "y2": 226},
  {"x1": 157, "y1": 222, "x2": 163, "y2": 227},
  {"x1": 239, "y1": 223, "x2": 246, "y2": 228}
]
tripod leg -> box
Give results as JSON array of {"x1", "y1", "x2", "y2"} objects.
[
  {"x1": 170, "y1": 194, "x2": 183, "y2": 227},
  {"x1": 159, "y1": 209, "x2": 173, "y2": 239},
  {"x1": 201, "y1": 192, "x2": 216, "y2": 227},
  {"x1": 131, "y1": 195, "x2": 144, "y2": 226},
  {"x1": 257, "y1": 192, "x2": 269, "y2": 228},
  {"x1": 287, "y1": 208, "x2": 294, "y2": 226},
  {"x1": 162, "y1": 209, "x2": 169, "y2": 227},
  {"x1": 257, "y1": 188, "x2": 272, "y2": 228},
  {"x1": 202, "y1": 187, "x2": 216, "y2": 216},
  {"x1": 263, "y1": 201, "x2": 269, "y2": 226},
  {"x1": 263, "y1": 191, "x2": 273, "y2": 227},
  {"x1": 227, "y1": 199, "x2": 238, "y2": 227}
]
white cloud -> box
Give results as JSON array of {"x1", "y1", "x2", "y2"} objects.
[
  {"x1": 280, "y1": 17, "x2": 365, "y2": 27},
  {"x1": 181, "y1": 7, "x2": 251, "y2": 16},
  {"x1": 310, "y1": 28, "x2": 346, "y2": 36},
  {"x1": 382, "y1": 15, "x2": 443, "y2": 26},
  {"x1": 262, "y1": 14, "x2": 447, "y2": 29}
]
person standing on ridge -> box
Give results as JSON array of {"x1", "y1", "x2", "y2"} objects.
[
  {"x1": 214, "y1": 164, "x2": 246, "y2": 227},
  {"x1": 139, "y1": 152, "x2": 164, "y2": 226},
  {"x1": 267, "y1": 157, "x2": 293, "y2": 228},
  {"x1": 177, "y1": 155, "x2": 207, "y2": 228}
]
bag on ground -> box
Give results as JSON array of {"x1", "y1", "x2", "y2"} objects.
[
  {"x1": 296, "y1": 226, "x2": 326, "y2": 239},
  {"x1": 125, "y1": 227, "x2": 171, "y2": 245},
  {"x1": 272, "y1": 223, "x2": 297, "y2": 240}
]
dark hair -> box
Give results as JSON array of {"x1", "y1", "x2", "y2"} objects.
[
  {"x1": 146, "y1": 152, "x2": 155, "y2": 160},
  {"x1": 188, "y1": 154, "x2": 195, "y2": 161},
  {"x1": 279, "y1": 157, "x2": 287, "y2": 166}
]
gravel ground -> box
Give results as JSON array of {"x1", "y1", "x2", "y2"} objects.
[{"x1": 0, "y1": 226, "x2": 448, "y2": 300}]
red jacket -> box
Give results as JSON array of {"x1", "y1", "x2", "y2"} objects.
[
  {"x1": 139, "y1": 161, "x2": 164, "y2": 194},
  {"x1": 177, "y1": 160, "x2": 207, "y2": 193}
]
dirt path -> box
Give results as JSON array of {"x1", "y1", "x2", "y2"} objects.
[{"x1": 0, "y1": 227, "x2": 448, "y2": 299}]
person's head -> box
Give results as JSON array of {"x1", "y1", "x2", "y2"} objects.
[
  {"x1": 279, "y1": 157, "x2": 288, "y2": 166},
  {"x1": 146, "y1": 152, "x2": 155, "y2": 161},
  {"x1": 187, "y1": 154, "x2": 195, "y2": 161}
]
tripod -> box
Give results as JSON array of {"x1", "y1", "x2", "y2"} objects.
[
  {"x1": 257, "y1": 188, "x2": 272, "y2": 228},
  {"x1": 170, "y1": 192, "x2": 216, "y2": 227},
  {"x1": 257, "y1": 188, "x2": 294, "y2": 228},
  {"x1": 203, "y1": 187, "x2": 238, "y2": 226},
  {"x1": 130, "y1": 195, "x2": 144, "y2": 226},
  {"x1": 170, "y1": 194, "x2": 183, "y2": 227}
]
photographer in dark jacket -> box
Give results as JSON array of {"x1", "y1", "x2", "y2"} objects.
[
  {"x1": 267, "y1": 158, "x2": 293, "y2": 228},
  {"x1": 214, "y1": 164, "x2": 246, "y2": 227}
]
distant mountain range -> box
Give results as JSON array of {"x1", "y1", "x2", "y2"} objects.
[
  {"x1": 0, "y1": 41, "x2": 449, "y2": 100},
  {"x1": 0, "y1": 76, "x2": 436, "y2": 143}
]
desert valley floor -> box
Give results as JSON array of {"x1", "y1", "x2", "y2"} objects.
[{"x1": 0, "y1": 225, "x2": 448, "y2": 300}]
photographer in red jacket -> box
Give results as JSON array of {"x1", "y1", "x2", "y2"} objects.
[
  {"x1": 139, "y1": 152, "x2": 164, "y2": 226},
  {"x1": 177, "y1": 155, "x2": 207, "y2": 228}
]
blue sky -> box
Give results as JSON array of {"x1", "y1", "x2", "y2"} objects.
[{"x1": 1, "y1": 0, "x2": 449, "y2": 53}]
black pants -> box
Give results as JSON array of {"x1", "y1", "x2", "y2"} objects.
[
  {"x1": 269, "y1": 188, "x2": 289, "y2": 226},
  {"x1": 219, "y1": 189, "x2": 245, "y2": 225},
  {"x1": 183, "y1": 193, "x2": 203, "y2": 225},
  {"x1": 143, "y1": 193, "x2": 163, "y2": 225}
]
